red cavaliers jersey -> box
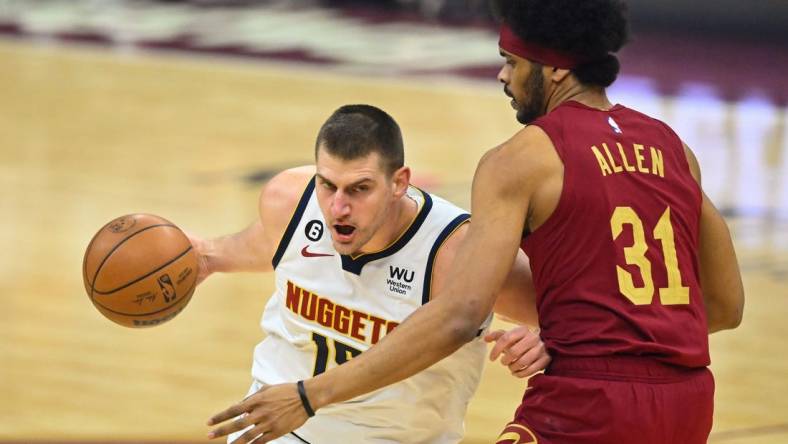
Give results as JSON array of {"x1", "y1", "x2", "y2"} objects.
[{"x1": 522, "y1": 100, "x2": 709, "y2": 368}]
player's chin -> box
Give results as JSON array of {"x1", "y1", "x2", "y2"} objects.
[
  {"x1": 329, "y1": 232, "x2": 357, "y2": 254},
  {"x1": 331, "y1": 241, "x2": 356, "y2": 256},
  {"x1": 516, "y1": 107, "x2": 539, "y2": 125}
]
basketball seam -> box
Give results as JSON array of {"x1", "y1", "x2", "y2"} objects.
[
  {"x1": 83, "y1": 231, "x2": 100, "y2": 289},
  {"x1": 89, "y1": 223, "x2": 177, "y2": 301},
  {"x1": 93, "y1": 272, "x2": 197, "y2": 317},
  {"x1": 93, "y1": 245, "x2": 194, "y2": 295},
  {"x1": 83, "y1": 217, "x2": 122, "y2": 289}
]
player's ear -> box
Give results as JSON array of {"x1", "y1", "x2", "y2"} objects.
[
  {"x1": 391, "y1": 166, "x2": 411, "y2": 198},
  {"x1": 550, "y1": 66, "x2": 571, "y2": 83}
]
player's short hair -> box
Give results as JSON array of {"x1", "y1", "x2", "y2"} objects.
[
  {"x1": 494, "y1": 0, "x2": 630, "y2": 88},
  {"x1": 315, "y1": 104, "x2": 404, "y2": 176}
]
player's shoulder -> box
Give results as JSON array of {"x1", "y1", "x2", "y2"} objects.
[
  {"x1": 437, "y1": 218, "x2": 469, "y2": 251},
  {"x1": 429, "y1": 218, "x2": 469, "y2": 289},
  {"x1": 478, "y1": 125, "x2": 559, "y2": 192},
  {"x1": 258, "y1": 166, "x2": 316, "y2": 236},
  {"x1": 260, "y1": 166, "x2": 316, "y2": 210},
  {"x1": 492, "y1": 125, "x2": 554, "y2": 161}
]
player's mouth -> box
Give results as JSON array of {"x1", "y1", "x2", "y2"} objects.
[
  {"x1": 333, "y1": 224, "x2": 356, "y2": 242},
  {"x1": 504, "y1": 87, "x2": 517, "y2": 109}
]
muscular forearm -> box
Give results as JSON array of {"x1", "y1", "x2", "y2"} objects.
[
  {"x1": 305, "y1": 292, "x2": 479, "y2": 409},
  {"x1": 203, "y1": 222, "x2": 272, "y2": 275}
]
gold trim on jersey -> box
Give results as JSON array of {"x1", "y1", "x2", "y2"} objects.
[{"x1": 347, "y1": 185, "x2": 427, "y2": 260}]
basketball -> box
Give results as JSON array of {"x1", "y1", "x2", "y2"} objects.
[{"x1": 82, "y1": 213, "x2": 198, "y2": 328}]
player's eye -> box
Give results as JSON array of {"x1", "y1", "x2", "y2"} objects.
[{"x1": 321, "y1": 181, "x2": 336, "y2": 191}]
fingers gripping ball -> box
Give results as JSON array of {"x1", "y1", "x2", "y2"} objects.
[{"x1": 83, "y1": 214, "x2": 198, "y2": 328}]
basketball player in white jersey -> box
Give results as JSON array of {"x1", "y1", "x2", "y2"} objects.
[{"x1": 192, "y1": 105, "x2": 547, "y2": 444}]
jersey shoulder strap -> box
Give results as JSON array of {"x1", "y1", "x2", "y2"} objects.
[{"x1": 271, "y1": 177, "x2": 316, "y2": 268}]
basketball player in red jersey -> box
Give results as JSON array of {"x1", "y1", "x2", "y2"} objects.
[{"x1": 205, "y1": 1, "x2": 745, "y2": 443}]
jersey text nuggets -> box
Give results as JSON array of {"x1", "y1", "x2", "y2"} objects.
[
  {"x1": 285, "y1": 281, "x2": 399, "y2": 345},
  {"x1": 590, "y1": 142, "x2": 664, "y2": 178}
]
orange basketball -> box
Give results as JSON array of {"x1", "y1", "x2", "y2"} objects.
[{"x1": 82, "y1": 213, "x2": 198, "y2": 328}]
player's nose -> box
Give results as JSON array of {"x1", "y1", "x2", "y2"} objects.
[
  {"x1": 497, "y1": 63, "x2": 511, "y2": 84},
  {"x1": 330, "y1": 192, "x2": 351, "y2": 217}
]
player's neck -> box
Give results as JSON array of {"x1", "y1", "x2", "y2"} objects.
[
  {"x1": 546, "y1": 84, "x2": 613, "y2": 114},
  {"x1": 358, "y1": 192, "x2": 418, "y2": 254}
]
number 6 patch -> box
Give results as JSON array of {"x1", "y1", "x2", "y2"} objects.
[{"x1": 305, "y1": 220, "x2": 324, "y2": 241}]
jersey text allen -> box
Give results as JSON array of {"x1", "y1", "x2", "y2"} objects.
[{"x1": 590, "y1": 142, "x2": 665, "y2": 178}]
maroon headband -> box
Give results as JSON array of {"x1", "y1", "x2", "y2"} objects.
[{"x1": 499, "y1": 23, "x2": 585, "y2": 69}]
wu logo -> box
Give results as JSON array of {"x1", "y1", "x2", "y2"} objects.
[{"x1": 389, "y1": 266, "x2": 414, "y2": 283}]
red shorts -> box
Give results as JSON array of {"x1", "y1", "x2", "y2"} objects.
[{"x1": 495, "y1": 356, "x2": 714, "y2": 444}]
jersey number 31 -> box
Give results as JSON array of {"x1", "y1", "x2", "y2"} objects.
[{"x1": 610, "y1": 206, "x2": 690, "y2": 305}]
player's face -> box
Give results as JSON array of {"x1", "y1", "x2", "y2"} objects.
[
  {"x1": 315, "y1": 147, "x2": 401, "y2": 256},
  {"x1": 497, "y1": 49, "x2": 546, "y2": 124}
]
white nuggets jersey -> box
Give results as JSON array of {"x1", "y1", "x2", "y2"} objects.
[{"x1": 252, "y1": 179, "x2": 488, "y2": 444}]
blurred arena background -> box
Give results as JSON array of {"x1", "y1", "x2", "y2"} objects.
[{"x1": 1, "y1": 1, "x2": 787, "y2": 443}]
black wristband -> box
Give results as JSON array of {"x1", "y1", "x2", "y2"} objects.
[{"x1": 296, "y1": 380, "x2": 316, "y2": 417}]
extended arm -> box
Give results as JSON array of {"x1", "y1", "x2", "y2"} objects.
[
  {"x1": 189, "y1": 167, "x2": 314, "y2": 284},
  {"x1": 190, "y1": 220, "x2": 272, "y2": 284}
]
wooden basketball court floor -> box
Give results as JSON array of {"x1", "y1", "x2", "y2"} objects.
[{"x1": 1, "y1": 39, "x2": 787, "y2": 443}]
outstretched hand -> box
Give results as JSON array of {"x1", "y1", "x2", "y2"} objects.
[
  {"x1": 484, "y1": 326, "x2": 551, "y2": 378},
  {"x1": 207, "y1": 383, "x2": 309, "y2": 444}
]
